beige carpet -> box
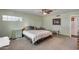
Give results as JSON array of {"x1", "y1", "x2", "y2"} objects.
[{"x1": 0, "y1": 35, "x2": 77, "y2": 50}]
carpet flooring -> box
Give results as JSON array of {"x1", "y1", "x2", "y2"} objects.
[{"x1": 0, "y1": 35, "x2": 77, "y2": 50}]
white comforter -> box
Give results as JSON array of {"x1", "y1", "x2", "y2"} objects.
[
  {"x1": 0, "y1": 37, "x2": 10, "y2": 47},
  {"x1": 23, "y1": 30, "x2": 52, "y2": 44}
]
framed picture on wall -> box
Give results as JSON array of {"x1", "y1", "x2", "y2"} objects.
[{"x1": 53, "y1": 18, "x2": 61, "y2": 25}]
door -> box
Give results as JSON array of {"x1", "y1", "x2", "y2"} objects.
[{"x1": 71, "y1": 16, "x2": 78, "y2": 37}]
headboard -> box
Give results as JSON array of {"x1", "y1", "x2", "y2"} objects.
[{"x1": 22, "y1": 26, "x2": 46, "y2": 31}]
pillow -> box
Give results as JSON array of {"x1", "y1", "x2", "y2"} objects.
[
  {"x1": 37, "y1": 27, "x2": 45, "y2": 30},
  {"x1": 24, "y1": 26, "x2": 35, "y2": 30}
]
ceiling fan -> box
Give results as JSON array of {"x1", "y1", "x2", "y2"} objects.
[{"x1": 42, "y1": 9, "x2": 53, "y2": 15}]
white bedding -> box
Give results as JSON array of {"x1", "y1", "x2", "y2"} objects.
[
  {"x1": 23, "y1": 30, "x2": 52, "y2": 44},
  {"x1": 0, "y1": 37, "x2": 10, "y2": 47}
]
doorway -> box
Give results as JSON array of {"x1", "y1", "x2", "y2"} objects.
[{"x1": 70, "y1": 16, "x2": 78, "y2": 37}]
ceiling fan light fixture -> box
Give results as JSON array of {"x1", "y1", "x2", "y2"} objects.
[
  {"x1": 42, "y1": 9, "x2": 53, "y2": 15},
  {"x1": 43, "y1": 12, "x2": 47, "y2": 15}
]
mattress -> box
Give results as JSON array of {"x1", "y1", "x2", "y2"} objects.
[{"x1": 23, "y1": 30, "x2": 52, "y2": 44}]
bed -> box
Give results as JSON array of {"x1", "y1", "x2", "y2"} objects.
[
  {"x1": 0, "y1": 37, "x2": 10, "y2": 47},
  {"x1": 22, "y1": 26, "x2": 52, "y2": 44}
]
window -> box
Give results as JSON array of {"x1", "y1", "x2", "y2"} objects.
[{"x1": 2, "y1": 15, "x2": 22, "y2": 21}]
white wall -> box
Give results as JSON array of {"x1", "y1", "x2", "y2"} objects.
[
  {"x1": 43, "y1": 11, "x2": 79, "y2": 36},
  {"x1": 0, "y1": 10, "x2": 43, "y2": 37}
]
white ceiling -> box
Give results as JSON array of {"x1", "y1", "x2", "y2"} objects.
[{"x1": 6, "y1": 9, "x2": 79, "y2": 16}]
